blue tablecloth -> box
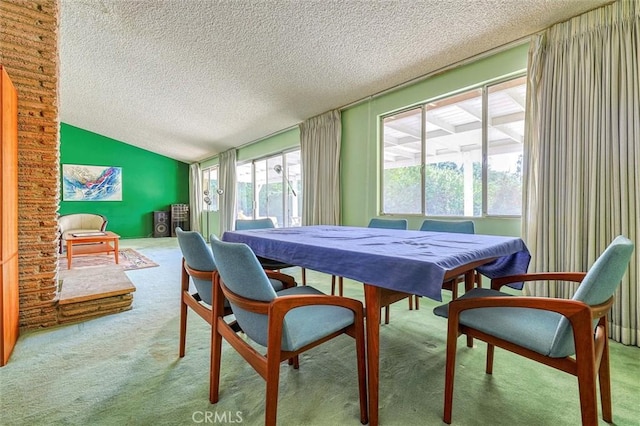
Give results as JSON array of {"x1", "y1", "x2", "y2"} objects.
[{"x1": 223, "y1": 225, "x2": 531, "y2": 301}]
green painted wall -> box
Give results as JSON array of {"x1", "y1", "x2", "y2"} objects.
[
  {"x1": 201, "y1": 43, "x2": 529, "y2": 237},
  {"x1": 237, "y1": 129, "x2": 300, "y2": 163},
  {"x1": 59, "y1": 123, "x2": 190, "y2": 238}
]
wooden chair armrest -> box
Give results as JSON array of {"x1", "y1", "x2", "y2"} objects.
[
  {"x1": 449, "y1": 295, "x2": 591, "y2": 319},
  {"x1": 265, "y1": 270, "x2": 297, "y2": 289},
  {"x1": 183, "y1": 259, "x2": 214, "y2": 281},
  {"x1": 491, "y1": 272, "x2": 587, "y2": 290},
  {"x1": 270, "y1": 294, "x2": 364, "y2": 317},
  {"x1": 447, "y1": 295, "x2": 607, "y2": 360},
  {"x1": 219, "y1": 277, "x2": 363, "y2": 317},
  {"x1": 269, "y1": 295, "x2": 365, "y2": 342}
]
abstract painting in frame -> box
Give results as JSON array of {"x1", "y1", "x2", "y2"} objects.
[{"x1": 62, "y1": 164, "x2": 122, "y2": 201}]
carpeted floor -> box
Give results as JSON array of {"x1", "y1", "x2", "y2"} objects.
[{"x1": 1, "y1": 237, "x2": 638, "y2": 425}]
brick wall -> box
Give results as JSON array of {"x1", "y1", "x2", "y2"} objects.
[{"x1": 0, "y1": 0, "x2": 60, "y2": 328}]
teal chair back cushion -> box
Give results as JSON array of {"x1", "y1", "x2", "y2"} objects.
[
  {"x1": 210, "y1": 237, "x2": 356, "y2": 351},
  {"x1": 420, "y1": 219, "x2": 475, "y2": 234},
  {"x1": 368, "y1": 218, "x2": 408, "y2": 230},
  {"x1": 236, "y1": 218, "x2": 276, "y2": 230},
  {"x1": 176, "y1": 227, "x2": 216, "y2": 305},
  {"x1": 210, "y1": 237, "x2": 277, "y2": 346},
  {"x1": 549, "y1": 235, "x2": 634, "y2": 357}
]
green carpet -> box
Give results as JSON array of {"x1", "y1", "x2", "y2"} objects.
[{"x1": 1, "y1": 237, "x2": 638, "y2": 425}]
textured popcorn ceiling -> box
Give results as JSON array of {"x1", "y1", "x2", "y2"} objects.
[{"x1": 59, "y1": 0, "x2": 610, "y2": 163}]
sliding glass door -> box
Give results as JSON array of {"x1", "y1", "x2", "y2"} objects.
[{"x1": 236, "y1": 150, "x2": 302, "y2": 227}]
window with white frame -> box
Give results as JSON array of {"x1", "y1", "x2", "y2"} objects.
[
  {"x1": 236, "y1": 150, "x2": 302, "y2": 227},
  {"x1": 381, "y1": 75, "x2": 525, "y2": 217},
  {"x1": 202, "y1": 165, "x2": 219, "y2": 211}
]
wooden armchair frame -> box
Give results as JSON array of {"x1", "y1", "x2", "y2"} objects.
[
  {"x1": 179, "y1": 259, "x2": 296, "y2": 357},
  {"x1": 210, "y1": 271, "x2": 368, "y2": 426},
  {"x1": 444, "y1": 272, "x2": 614, "y2": 426}
]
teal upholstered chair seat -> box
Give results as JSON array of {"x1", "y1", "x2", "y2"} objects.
[
  {"x1": 435, "y1": 288, "x2": 568, "y2": 356},
  {"x1": 434, "y1": 235, "x2": 634, "y2": 424},
  {"x1": 209, "y1": 236, "x2": 368, "y2": 425}
]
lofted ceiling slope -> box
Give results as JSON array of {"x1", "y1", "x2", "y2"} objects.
[{"x1": 59, "y1": 0, "x2": 611, "y2": 163}]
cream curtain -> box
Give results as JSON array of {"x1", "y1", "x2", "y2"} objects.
[
  {"x1": 188, "y1": 163, "x2": 202, "y2": 233},
  {"x1": 299, "y1": 110, "x2": 341, "y2": 225},
  {"x1": 218, "y1": 149, "x2": 237, "y2": 237},
  {"x1": 523, "y1": 0, "x2": 639, "y2": 345}
]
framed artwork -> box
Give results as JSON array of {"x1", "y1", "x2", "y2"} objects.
[{"x1": 62, "y1": 164, "x2": 122, "y2": 201}]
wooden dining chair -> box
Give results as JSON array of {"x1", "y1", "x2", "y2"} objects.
[
  {"x1": 433, "y1": 235, "x2": 634, "y2": 425},
  {"x1": 176, "y1": 227, "x2": 296, "y2": 357},
  {"x1": 235, "y1": 218, "x2": 306, "y2": 285},
  {"x1": 209, "y1": 236, "x2": 368, "y2": 426}
]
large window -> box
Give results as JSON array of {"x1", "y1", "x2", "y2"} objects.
[
  {"x1": 236, "y1": 150, "x2": 302, "y2": 227},
  {"x1": 381, "y1": 75, "x2": 525, "y2": 217}
]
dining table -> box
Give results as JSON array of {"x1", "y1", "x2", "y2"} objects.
[{"x1": 223, "y1": 225, "x2": 531, "y2": 426}]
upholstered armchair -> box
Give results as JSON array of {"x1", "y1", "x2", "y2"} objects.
[
  {"x1": 434, "y1": 235, "x2": 634, "y2": 425},
  {"x1": 176, "y1": 227, "x2": 296, "y2": 358},
  {"x1": 58, "y1": 213, "x2": 107, "y2": 253},
  {"x1": 209, "y1": 236, "x2": 368, "y2": 426}
]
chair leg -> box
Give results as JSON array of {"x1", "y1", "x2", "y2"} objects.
[
  {"x1": 179, "y1": 263, "x2": 190, "y2": 357},
  {"x1": 443, "y1": 324, "x2": 459, "y2": 423},
  {"x1": 415, "y1": 296, "x2": 420, "y2": 310},
  {"x1": 354, "y1": 316, "x2": 369, "y2": 425},
  {"x1": 408, "y1": 296, "x2": 414, "y2": 310},
  {"x1": 384, "y1": 305, "x2": 390, "y2": 324},
  {"x1": 179, "y1": 299, "x2": 187, "y2": 357},
  {"x1": 462, "y1": 273, "x2": 473, "y2": 348},
  {"x1": 576, "y1": 351, "x2": 599, "y2": 425},
  {"x1": 598, "y1": 329, "x2": 613, "y2": 422},
  {"x1": 339, "y1": 276, "x2": 344, "y2": 296},
  {"x1": 301, "y1": 267, "x2": 306, "y2": 286},
  {"x1": 475, "y1": 271, "x2": 482, "y2": 288},
  {"x1": 209, "y1": 320, "x2": 224, "y2": 403},
  {"x1": 485, "y1": 343, "x2": 494, "y2": 374},
  {"x1": 265, "y1": 351, "x2": 282, "y2": 426},
  {"x1": 331, "y1": 275, "x2": 336, "y2": 295}
]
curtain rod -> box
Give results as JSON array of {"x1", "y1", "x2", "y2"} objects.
[
  {"x1": 335, "y1": 0, "x2": 617, "y2": 111},
  {"x1": 199, "y1": 124, "x2": 299, "y2": 164},
  {"x1": 338, "y1": 36, "x2": 531, "y2": 112}
]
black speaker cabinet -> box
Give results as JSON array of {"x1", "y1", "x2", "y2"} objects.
[{"x1": 153, "y1": 211, "x2": 170, "y2": 237}]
